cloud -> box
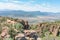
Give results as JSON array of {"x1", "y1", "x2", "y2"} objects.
[
  {"x1": 0, "y1": 2, "x2": 40, "y2": 11},
  {"x1": 0, "y1": 2, "x2": 60, "y2": 12}
]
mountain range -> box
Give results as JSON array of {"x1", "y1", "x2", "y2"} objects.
[
  {"x1": 0, "y1": 10, "x2": 60, "y2": 23},
  {"x1": 0, "y1": 10, "x2": 60, "y2": 17}
]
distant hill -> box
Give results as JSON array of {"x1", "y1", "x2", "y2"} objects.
[
  {"x1": 0, "y1": 10, "x2": 60, "y2": 17},
  {"x1": 0, "y1": 10, "x2": 60, "y2": 23}
]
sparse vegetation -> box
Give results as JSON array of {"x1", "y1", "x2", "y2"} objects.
[{"x1": 0, "y1": 16, "x2": 60, "y2": 40}]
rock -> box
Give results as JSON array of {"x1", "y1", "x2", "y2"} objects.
[
  {"x1": 37, "y1": 38, "x2": 41, "y2": 40},
  {"x1": 30, "y1": 38, "x2": 34, "y2": 40}
]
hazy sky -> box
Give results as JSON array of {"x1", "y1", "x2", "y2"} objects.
[{"x1": 0, "y1": 0, "x2": 60, "y2": 12}]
